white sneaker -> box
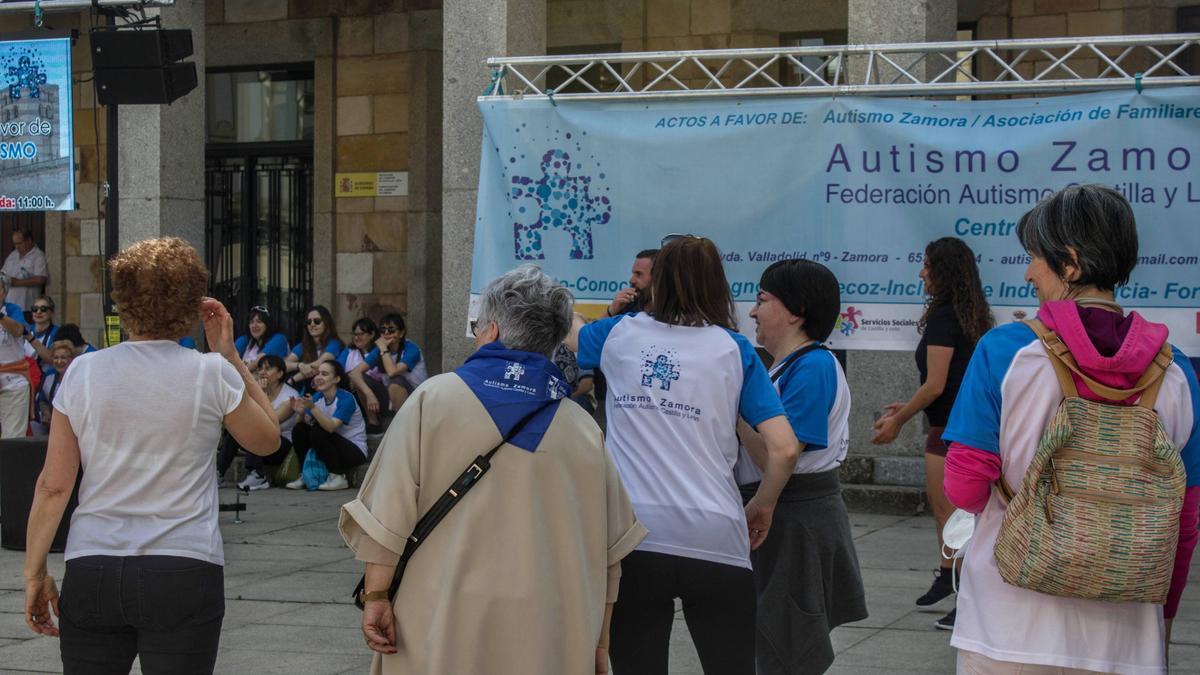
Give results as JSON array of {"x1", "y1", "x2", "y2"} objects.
[
  {"x1": 285, "y1": 476, "x2": 307, "y2": 490},
  {"x1": 238, "y1": 471, "x2": 270, "y2": 491},
  {"x1": 317, "y1": 473, "x2": 349, "y2": 491}
]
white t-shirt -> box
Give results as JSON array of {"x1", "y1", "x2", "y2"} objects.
[
  {"x1": 1, "y1": 246, "x2": 48, "y2": 310},
  {"x1": 578, "y1": 313, "x2": 785, "y2": 569},
  {"x1": 944, "y1": 323, "x2": 1200, "y2": 674},
  {"x1": 54, "y1": 341, "x2": 245, "y2": 565},
  {"x1": 734, "y1": 346, "x2": 851, "y2": 484},
  {"x1": 273, "y1": 383, "x2": 299, "y2": 442}
]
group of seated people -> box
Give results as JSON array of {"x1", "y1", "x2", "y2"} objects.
[{"x1": 214, "y1": 304, "x2": 427, "y2": 491}]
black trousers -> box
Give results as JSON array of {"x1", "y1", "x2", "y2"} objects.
[
  {"x1": 59, "y1": 555, "x2": 224, "y2": 675},
  {"x1": 215, "y1": 431, "x2": 293, "y2": 476},
  {"x1": 292, "y1": 422, "x2": 366, "y2": 474},
  {"x1": 610, "y1": 550, "x2": 756, "y2": 675}
]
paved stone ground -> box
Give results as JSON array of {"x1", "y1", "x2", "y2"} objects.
[{"x1": 0, "y1": 488, "x2": 1198, "y2": 673}]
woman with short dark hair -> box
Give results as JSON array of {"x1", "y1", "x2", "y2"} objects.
[
  {"x1": 736, "y1": 259, "x2": 867, "y2": 673},
  {"x1": 570, "y1": 236, "x2": 799, "y2": 675},
  {"x1": 943, "y1": 185, "x2": 1200, "y2": 673},
  {"x1": 341, "y1": 317, "x2": 390, "y2": 431},
  {"x1": 872, "y1": 236, "x2": 993, "y2": 630},
  {"x1": 372, "y1": 312, "x2": 428, "y2": 411},
  {"x1": 215, "y1": 354, "x2": 299, "y2": 490},
  {"x1": 22, "y1": 237, "x2": 279, "y2": 674}
]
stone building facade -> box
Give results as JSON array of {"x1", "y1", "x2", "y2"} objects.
[{"x1": 0, "y1": 0, "x2": 1195, "y2": 454}]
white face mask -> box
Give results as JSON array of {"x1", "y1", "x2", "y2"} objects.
[{"x1": 942, "y1": 509, "x2": 976, "y2": 557}]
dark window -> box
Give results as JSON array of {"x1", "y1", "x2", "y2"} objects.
[
  {"x1": 1181, "y1": 7, "x2": 1200, "y2": 75},
  {"x1": 779, "y1": 31, "x2": 848, "y2": 87},
  {"x1": 546, "y1": 45, "x2": 623, "y2": 94},
  {"x1": 0, "y1": 212, "x2": 46, "y2": 261},
  {"x1": 205, "y1": 65, "x2": 314, "y2": 343},
  {"x1": 206, "y1": 67, "x2": 314, "y2": 144}
]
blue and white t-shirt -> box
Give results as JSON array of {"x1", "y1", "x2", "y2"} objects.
[
  {"x1": 339, "y1": 345, "x2": 381, "y2": 373},
  {"x1": 306, "y1": 388, "x2": 368, "y2": 455},
  {"x1": 578, "y1": 312, "x2": 785, "y2": 569},
  {"x1": 734, "y1": 345, "x2": 850, "y2": 484},
  {"x1": 291, "y1": 338, "x2": 344, "y2": 360},
  {"x1": 236, "y1": 333, "x2": 289, "y2": 362},
  {"x1": 274, "y1": 383, "x2": 300, "y2": 442},
  {"x1": 943, "y1": 323, "x2": 1200, "y2": 674},
  {"x1": 382, "y1": 340, "x2": 429, "y2": 389}
]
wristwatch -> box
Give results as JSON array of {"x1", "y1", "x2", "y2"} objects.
[{"x1": 359, "y1": 589, "x2": 390, "y2": 604}]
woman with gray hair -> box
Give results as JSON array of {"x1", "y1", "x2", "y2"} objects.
[
  {"x1": 340, "y1": 264, "x2": 646, "y2": 674},
  {"x1": 0, "y1": 272, "x2": 33, "y2": 438}
]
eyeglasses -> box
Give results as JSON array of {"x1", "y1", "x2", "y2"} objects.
[
  {"x1": 352, "y1": 331, "x2": 371, "y2": 338},
  {"x1": 250, "y1": 305, "x2": 269, "y2": 315},
  {"x1": 31, "y1": 305, "x2": 52, "y2": 313},
  {"x1": 306, "y1": 318, "x2": 324, "y2": 326},
  {"x1": 469, "y1": 319, "x2": 479, "y2": 337},
  {"x1": 660, "y1": 232, "x2": 699, "y2": 247},
  {"x1": 379, "y1": 326, "x2": 398, "y2": 335}
]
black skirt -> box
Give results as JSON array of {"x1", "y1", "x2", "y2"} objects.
[{"x1": 740, "y1": 469, "x2": 869, "y2": 675}]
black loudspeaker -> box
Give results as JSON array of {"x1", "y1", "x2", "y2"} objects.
[
  {"x1": 0, "y1": 437, "x2": 79, "y2": 552},
  {"x1": 90, "y1": 29, "x2": 198, "y2": 105}
]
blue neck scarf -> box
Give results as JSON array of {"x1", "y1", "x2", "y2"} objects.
[{"x1": 455, "y1": 341, "x2": 569, "y2": 452}]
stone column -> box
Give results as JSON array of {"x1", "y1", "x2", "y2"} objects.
[
  {"x1": 843, "y1": 0, "x2": 955, "y2": 460},
  {"x1": 408, "y1": 9, "x2": 444, "y2": 371},
  {"x1": 441, "y1": 0, "x2": 545, "y2": 371},
  {"x1": 847, "y1": 0, "x2": 957, "y2": 85},
  {"x1": 117, "y1": 0, "x2": 206, "y2": 253}
]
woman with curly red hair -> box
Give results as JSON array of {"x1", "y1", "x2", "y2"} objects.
[
  {"x1": 871, "y1": 236, "x2": 993, "y2": 631},
  {"x1": 22, "y1": 237, "x2": 280, "y2": 674}
]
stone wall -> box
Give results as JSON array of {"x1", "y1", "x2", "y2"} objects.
[{"x1": 207, "y1": 0, "x2": 440, "y2": 360}]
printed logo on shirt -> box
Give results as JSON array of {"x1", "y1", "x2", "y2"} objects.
[
  {"x1": 640, "y1": 349, "x2": 681, "y2": 391},
  {"x1": 504, "y1": 362, "x2": 526, "y2": 381},
  {"x1": 547, "y1": 374, "x2": 567, "y2": 400}
]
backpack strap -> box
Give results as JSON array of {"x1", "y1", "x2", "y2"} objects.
[
  {"x1": 1136, "y1": 347, "x2": 1172, "y2": 411},
  {"x1": 1023, "y1": 319, "x2": 1078, "y2": 398},
  {"x1": 1023, "y1": 319, "x2": 1173, "y2": 404}
]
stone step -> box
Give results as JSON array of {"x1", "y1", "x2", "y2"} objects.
[
  {"x1": 871, "y1": 455, "x2": 925, "y2": 487},
  {"x1": 840, "y1": 483, "x2": 927, "y2": 516}
]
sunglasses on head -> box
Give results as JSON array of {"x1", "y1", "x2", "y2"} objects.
[
  {"x1": 660, "y1": 232, "x2": 699, "y2": 247},
  {"x1": 306, "y1": 318, "x2": 324, "y2": 326},
  {"x1": 250, "y1": 305, "x2": 269, "y2": 316},
  {"x1": 31, "y1": 305, "x2": 52, "y2": 313}
]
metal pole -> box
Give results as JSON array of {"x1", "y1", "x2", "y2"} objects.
[
  {"x1": 103, "y1": 11, "x2": 118, "y2": 314},
  {"x1": 0, "y1": 0, "x2": 173, "y2": 13}
]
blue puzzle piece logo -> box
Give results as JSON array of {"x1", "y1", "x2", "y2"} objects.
[
  {"x1": 6, "y1": 56, "x2": 47, "y2": 100},
  {"x1": 641, "y1": 354, "x2": 681, "y2": 391},
  {"x1": 510, "y1": 148, "x2": 612, "y2": 260}
]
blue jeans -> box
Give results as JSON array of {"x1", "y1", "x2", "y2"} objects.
[{"x1": 59, "y1": 555, "x2": 224, "y2": 675}]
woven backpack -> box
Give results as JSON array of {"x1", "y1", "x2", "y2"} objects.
[{"x1": 992, "y1": 319, "x2": 1185, "y2": 604}]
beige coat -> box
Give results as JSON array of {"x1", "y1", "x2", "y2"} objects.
[{"x1": 340, "y1": 372, "x2": 646, "y2": 675}]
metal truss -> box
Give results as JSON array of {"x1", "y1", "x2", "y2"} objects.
[
  {"x1": 483, "y1": 34, "x2": 1200, "y2": 101},
  {"x1": 0, "y1": 0, "x2": 174, "y2": 13}
]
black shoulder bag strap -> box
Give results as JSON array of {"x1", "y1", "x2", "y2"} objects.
[
  {"x1": 769, "y1": 342, "x2": 828, "y2": 384},
  {"x1": 353, "y1": 398, "x2": 557, "y2": 609}
]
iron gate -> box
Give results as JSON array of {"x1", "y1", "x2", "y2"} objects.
[{"x1": 205, "y1": 151, "x2": 313, "y2": 344}]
